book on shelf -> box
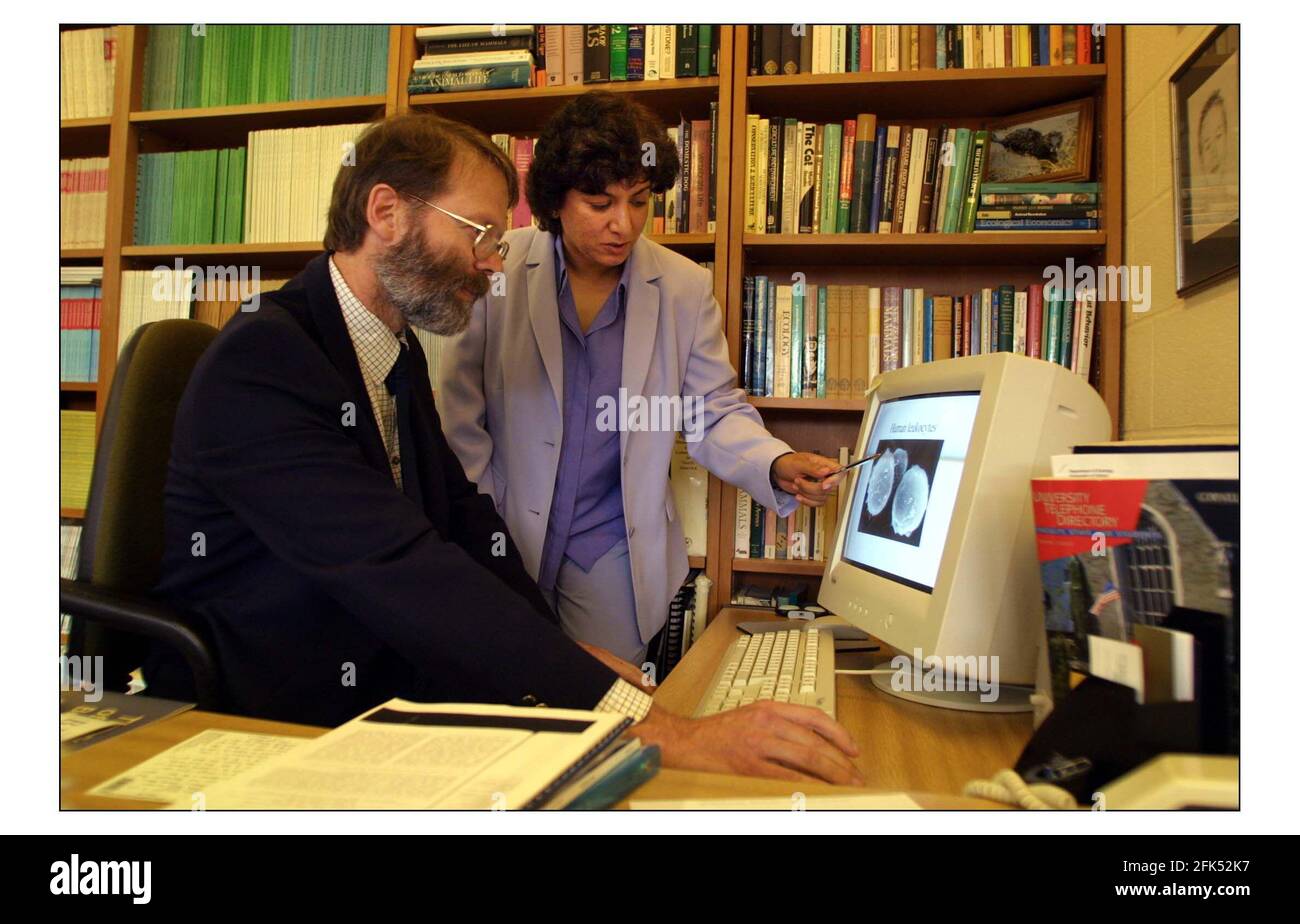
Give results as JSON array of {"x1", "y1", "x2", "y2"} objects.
[
  {"x1": 408, "y1": 25, "x2": 718, "y2": 94},
  {"x1": 60, "y1": 266, "x2": 103, "y2": 383},
  {"x1": 670, "y1": 437, "x2": 709, "y2": 556},
  {"x1": 749, "y1": 25, "x2": 1103, "y2": 74},
  {"x1": 740, "y1": 278, "x2": 1095, "y2": 397},
  {"x1": 60, "y1": 158, "x2": 109, "y2": 249},
  {"x1": 115, "y1": 269, "x2": 197, "y2": 359},
  {"x1": 60, "y1": 27, "x2": 117, "y2": 120},
  {"x1": 243, "y1": 123, "x2": 368, "y2": 243},
  {"x1": 741, "y1": 102, "x2": 1101, "y2": 236},
  {"x1": 140, "y1": 25, "x2": 388, "y2": 110},
  {"x1": 135, "y1": 147, "x2": 246, "y2": 245},
  {"x1": 60, "y1": 410, "x2": 96, "y2": 510},
  {"x1": 734, "y1": 463, "x2": 843, "y2": 565}
]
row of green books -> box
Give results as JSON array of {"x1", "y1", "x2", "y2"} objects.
[
  {"x1": 135, "y1": 148, "x2": 246, "y2": 245},
  {"x1": 141, "y1": 25, "x2": 389, "y2": 110}
]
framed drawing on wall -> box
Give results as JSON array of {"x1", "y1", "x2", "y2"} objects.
[{"x1": 1170, "y1": 25, "x2": 1239, "y2": 294}]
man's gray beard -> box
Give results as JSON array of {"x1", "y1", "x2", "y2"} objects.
[{"x1": 373, "y1": 224, "x2": 486, "y2": 336}]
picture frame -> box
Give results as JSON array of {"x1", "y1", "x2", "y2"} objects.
[
  {"x1": 983, "y1": 98, "x2": 1095, "y2": 184},
  {"x1": 1170, "y1": 24, "x2": 1239, "y2": 295}
]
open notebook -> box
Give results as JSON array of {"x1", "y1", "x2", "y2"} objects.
[{"x1": 177, "y1": 700, "x2": 639, "y2": 810}]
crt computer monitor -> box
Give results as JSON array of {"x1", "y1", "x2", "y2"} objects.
[{"x1": 818, "y1": 352, "x2": 1110, "y2": 711}]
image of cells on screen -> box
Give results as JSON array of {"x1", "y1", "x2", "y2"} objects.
[{"x1": 857, "y1": 439, "x2": 943, "y2": 547}]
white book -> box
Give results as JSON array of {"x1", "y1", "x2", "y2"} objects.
[
  {"x1": 661, "y1": 25, "x2": 675, "y2": 79},
  {"x1": 867, "y1": 286, "x2": 882, "y2": 385},
  {"x1": 413, "y1": 49, "x2": 534, "y2": 69},
  {"x1": 1073, "y1": 288, "x2": 1097, "y2": 375},
  {"x1": 780, "y1": 120, "x2": 799, "y2": 234},
  {"x1": 774, "y1": 286, "x2": 793, "y2": 398},
  {"x1": 1050, "y1": 442, "x2": 1239, "y2": 480},
  {"x1": 735, "y1": 489, "x2": 752, "y2": 558},
  {"x1": 544, "y1": 26, "x2": 565, "y2": 86},
  {"x1": 670, "y1": 437, "x2": 708, "y2": 554},
  {"x1": 564, "y1": 26, "x2": 584, "y2": 84},
  {"x1": 901, "y1": 127, "x2": 928, "y2": 233},
  {"x1": 1014, "y1": 291, "x2": 1028, "y2": 354},
  {"x1": 832, "y1": 25, "x2": 847, "y2": 73},
  {"x1": 644, "y1": 25, "x2": 661, "y2": 80}
]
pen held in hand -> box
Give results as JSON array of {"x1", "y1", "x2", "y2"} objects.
[
  {"x1": 833, "y1": 451, "x2": 885, "y2": 477},
  {"x1": 791, "y1": 451, "x2": 883, "y2": 490}
]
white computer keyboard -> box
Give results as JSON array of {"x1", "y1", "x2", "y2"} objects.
[{"x1": 694, "y1": 627, "x2": 836, "y2": 719}]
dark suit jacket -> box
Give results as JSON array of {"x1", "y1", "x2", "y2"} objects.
[{"x1": 148, "y1": 253, "x2": 617, "y2": 727}]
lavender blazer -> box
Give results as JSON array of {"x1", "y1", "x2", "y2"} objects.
[{"x1": 437, "y1": 227, "x2": 796, "y2": 641}]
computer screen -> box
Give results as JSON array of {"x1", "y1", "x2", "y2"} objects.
[{"x1": 840, "y1": 390, "x2": 981, "y2": 592}]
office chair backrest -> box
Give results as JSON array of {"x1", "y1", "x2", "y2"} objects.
[{"x1": 73, "y1": 320, "x2": 217, "y2": 673}]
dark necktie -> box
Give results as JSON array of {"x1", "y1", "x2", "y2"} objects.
[{"x1": 384, "y1": 341, "x2": 424, "y2": 508}]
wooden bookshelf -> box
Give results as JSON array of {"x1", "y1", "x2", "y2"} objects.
[
  {"x1": 61, "y1": 24, "x2": 1126, "y2": 624},
  {"x1": 743, "y1": 231, "x2": 1107, "y2": 265},
  {"x1": 713, "y1": 25, "x2": 1125, "y2": 617},
  {"x1": 748, "y1": 396, "x2": 866, "y2": 413}
]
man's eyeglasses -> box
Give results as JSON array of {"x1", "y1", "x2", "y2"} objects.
[{"x1": 404, "y1": 194, "x2": 509, "y2": 261}]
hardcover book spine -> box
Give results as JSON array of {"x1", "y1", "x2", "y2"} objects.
[
  {"x1": 741, "y1": 276, "x2": 755, "y2": 393},
  {"x1": 583, "y1": 25, "x2": 610, "y2": 83},
  {"x1": 609, "y1": 26, "x2": 627, "y2": 80},
  {"x1": 999, "y1": 283, "x2": 1016, "y2": 351},
  {"x1": 627, "y1": 25, "x2": 645, "y2": 80},
  {"x1": 849, "y1": 114, "x2": 877, "y2": 232}
]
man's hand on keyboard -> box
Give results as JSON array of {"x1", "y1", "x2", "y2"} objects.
[{"x1": 634, "y1": 702, "x2": 864, "y2": 786}]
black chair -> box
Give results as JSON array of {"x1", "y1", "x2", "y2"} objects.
[{"x1": 61, "y1": 319, "x2": 223, "y2": 708}]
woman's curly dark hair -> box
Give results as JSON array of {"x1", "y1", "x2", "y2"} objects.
[{"x1": 526, "y1": 91, "x2": 680, "y2": 233}]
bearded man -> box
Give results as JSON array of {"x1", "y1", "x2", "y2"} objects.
[{"x1": 146, "y1": 113, "x2": 860, "y2": 787}]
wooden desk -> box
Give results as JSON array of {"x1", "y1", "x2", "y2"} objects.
[
  {"x1": 639, "y1": 608, "x2": 1034, "y2": 800},
  {"x1": 61, "y1": 608, "x2": 1031, "y2": 809}
]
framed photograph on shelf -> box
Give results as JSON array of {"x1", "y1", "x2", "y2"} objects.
[
  {"x1": 1170, "y1": 24, "x2": 1239, "y2": 294},
  {"x1": 983, "y1": 98, "x2": 1095, "y2": 184}
]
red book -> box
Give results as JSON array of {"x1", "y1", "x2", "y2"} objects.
[
  {"x1": 962, "y1": 295, "x2": 973, "y2": 356},
  {"x1": 952, "y1": 294, "x2": 964, "y2": 357},
  {"x1": 511, "y1": 138, "x2": 534, "y2": 229},
  {"x1": 860, "y1": 26, "x2": 872, "y2": 71},
  {"x1": 838, "y1": 118, "x2": 856, "y2": 226},
  {"x1": 1027, "y1": 284, "x2": 1045, "y2": 358},
  {"x1": 1076, "y1": 25, "x2": 1091, "y2": 64}
]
